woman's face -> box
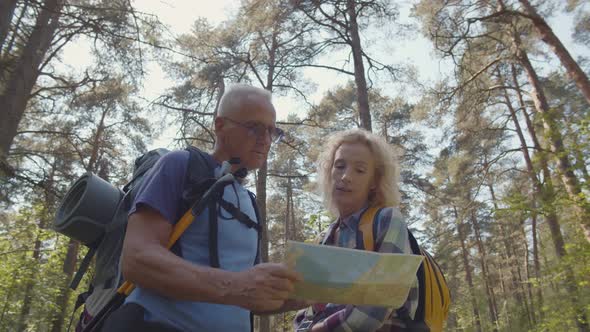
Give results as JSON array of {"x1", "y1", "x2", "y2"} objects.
[{"x1": 330, "y1": 142, "x2": 376, "y2": 217}]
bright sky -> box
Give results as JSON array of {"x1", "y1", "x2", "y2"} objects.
[
  {"x1": 62, "y1": 0, "x2": 587, "y2": 148},
  {"x1": 131, "y1": 0, "x2": 447, "y2": 123}
]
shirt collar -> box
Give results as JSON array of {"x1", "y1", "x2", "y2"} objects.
[{"x1": 338, "y1": 203, "x2": 369, "y2": 230}]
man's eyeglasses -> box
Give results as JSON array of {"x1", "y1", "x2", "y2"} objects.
[{"x1": 223, "y1": 117, "x2": 284, "y2": 144}]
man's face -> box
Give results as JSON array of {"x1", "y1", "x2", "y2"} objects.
[{"x1": 217, "y1": 96, "x2": 276, "y2": 170}]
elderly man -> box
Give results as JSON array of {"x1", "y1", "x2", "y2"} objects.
[{"x1": 102, "y1": 84, "x2": 301, "y2": 331}]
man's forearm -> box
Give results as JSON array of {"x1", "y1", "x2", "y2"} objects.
[{"x1": 123, "y1": 243, "x2": 237, "y2": 304}]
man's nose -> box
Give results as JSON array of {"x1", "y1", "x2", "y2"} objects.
[{"x1": 256, "y1": 129, "x2": 272, "y2": 146}]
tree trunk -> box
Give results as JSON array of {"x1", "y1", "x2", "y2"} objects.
[
  {"x1": 517, "y1": 0, "x2": 590, "y2": 105},
  {"x1": 0, "y1": 0, "x2": 18, "y2": 49},
  {"x1": 17, "y1": 235, "x2": 42, "y2": 331},
  {"x1": 256, "y1": 26, "x2": 280, "y2": 332},
  {"x1": 0, "y1": 0, "x2": 63, "y2": 163},
  {"x1": 469, "y1": 210, "x2": 499, "y2": 331},
  {"x1": 454, "y1": 208, "x2": 482, "y2": 332},
  {"x1": 285, "y1": 177, "x2": 291, "y2": 244},
  {"x1": 488, "y1": 183, "x2": 530, "y2": 326},
  {"x1": 513, "y1": 34, "x2": 590, "y2": 332},
  {"x1": 518, "y1": 216, "x2": 537, "y2": 325},
  {"x1": 346, "y1": 0, "x2": 371, "y2": 131},
  {"x1": 256, "y1": 161, "x2": 270, "y2": 332},
  {"x1": 501, "y1": 77, "x2": 544, "y2": 314},
  {"x1": 50, "y1": 239, "x2": 78, "y2": 332},
  {"x1": 0, "y1": 269, "x2": 19, "y2": 330},
  {"x1": 514, "y1": 33, "x2": 590, "y2": 243}
]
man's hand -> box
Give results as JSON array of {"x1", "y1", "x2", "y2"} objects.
[{"x1": 228, "y1": 263, "x2": 302, "y2": 312}]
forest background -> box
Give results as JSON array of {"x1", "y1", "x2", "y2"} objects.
[{"x1": 0, "y1": 0, "x2": 589, "y2": 331}]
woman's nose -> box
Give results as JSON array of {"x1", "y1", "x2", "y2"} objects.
[{"x1": 341, "y1": 170, "x2": 351, "y2": 183}]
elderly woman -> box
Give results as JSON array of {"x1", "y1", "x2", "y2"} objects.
[{"x1": 294, "y1": 129, "x2": 419, "y2": 332}]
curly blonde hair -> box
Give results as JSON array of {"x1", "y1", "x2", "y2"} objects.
[{"x1": 316, "y1": 129, "x2": 401, "y2": 216}]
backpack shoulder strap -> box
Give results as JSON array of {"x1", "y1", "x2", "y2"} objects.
[
  {"x1": 186, "y1": 146, "x2": 216, "y2": 180},
  {"x1": 407, "y1": 229, "x2": 426, "y2": 323},
  {"x1": 247, "y1": 191, "x2": 262, "y2": 265},
  {"x1": 357, "y1": 206, "x2": 383, "y2": 251}
]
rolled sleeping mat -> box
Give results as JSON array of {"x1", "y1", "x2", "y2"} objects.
[{"x1": 54, "y1": 172, "x2": 123, "y2": 247}]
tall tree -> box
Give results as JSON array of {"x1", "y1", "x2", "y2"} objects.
[
  {"x1": 515, "y1": 0, "x2": 590, "y2": 104},
  {"x1": 0, "y1": 0, "x2": 64, "y2": 168},
  {"x1": 294, "y1": 0, "x2": 401, "y2": 131}
]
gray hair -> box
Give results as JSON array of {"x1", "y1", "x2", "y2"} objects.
[{"x1": 217, "y1": 84, "x2": 273, "y2": 117}]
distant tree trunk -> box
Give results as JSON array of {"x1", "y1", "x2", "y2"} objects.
[
  {"x1": 530, "y1": 201, "x2": 543, "y2": 315},
  {"x1": 514, "y1": 33, "x2": 590, "y2": 243},
  {"x1": 518, "y1": 215, "x2": 537, "y2": 325},
  {"x1": 570, "y1": 131, "x2": 590, "y2": 185},
  {"x1": 256, "y1": 161, "x2": 270, "y2": 332},
  {"x1": 0, "y1": 0, "x2": 63, "y2": 164},
  {"x1": 50, "y1": 239, "x2": 79, "y2": 332},
  {"x1": 517, "y1": 0, "x2": 590, "y2": 105},
  {"x1": 514, "y1": 35, "x2": 590, "y2": 332},
  {"x1": 0, "y1": 0, "x2": 18, "y2": 48},
  {"x1": 21, "y1": 165, "x2": 58, "y2": 332},
  {"x1": 488, "y1": 183, "x2": 530, "y2": 326},
  {"x1": 0, "y1": 269, "x2": 19, "y2": 329},
  {"x1": 469, "y1": 210, "x2": 499, "y2": 331},
  {"x1": 52, "y1": 114, "x2": 108, "y2": 332},
  {"x1": 17, "y1": 222, "x2": 48, "y2": 331},
  {"x1": 454, "y1": 208, "x2": 482, "y2": 332},
  {"x1": 346, "y1": 0, "x2": 371, "y2": 131},
  {"x1": 510, "y1": 62, "x2": 567, "y2": 262},
  {"x1": 285, "y1": 177, "x2": 291, "y2": 243},
  {"x1": 445, "y1": 260, "x2": 459, "y2": 330},
  {"x1": 501, "y1": 79, "x2": 544, "y2": 313}
]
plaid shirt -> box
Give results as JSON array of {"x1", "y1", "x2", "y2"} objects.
[{"x1": 294, "y1": 206, "x2": 419, "y2": 332}]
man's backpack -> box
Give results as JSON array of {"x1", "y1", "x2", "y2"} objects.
[
  {"x1": 52, "y1": 146, "x2": 260, "y2": 331},
  {"x1": 358, "y1": 206, "x2": 451, "y2": 332}
]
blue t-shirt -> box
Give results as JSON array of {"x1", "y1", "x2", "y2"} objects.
[{"x1": 126, "y1": 150, "x2": 258, "y2": 331}]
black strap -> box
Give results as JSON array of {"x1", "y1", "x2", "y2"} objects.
[
  {"x1": 218, "y1": 199, "x2": 262, "y2": 232},
  {"x1": 74, "y1": 284, "x2": 93, "y2": 311},
  {"x1": 208, "y1": 197, "x2": 220, "y2": 268},
  {"x1": 70, "y1": 246, "x2": 98, "y2": 290},
  {"x1": 406, "y1": 230, "x2": 426, "y2": 322},
  {"x1": 247, "y1": 191, "x2": 262, "y2": 265}
]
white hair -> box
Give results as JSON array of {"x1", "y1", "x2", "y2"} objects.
[{"x1": 217, "y1": 84, "x2": 273, "y2": 117}]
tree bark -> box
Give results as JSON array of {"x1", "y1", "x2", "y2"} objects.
[
  {"x1": 488, "y1": 183, "x2": 530, "y2": 326},
  {"x1": 518, "y1": 216, "x2": 537, "y2": 325},
  {"x1": 17, "y1": 216, "x2": 50, "y2": 331},
  {"x1": 454, "y1": 207, "x2": 482, "y2": 332},
  {"x1": 0, "y1": 0, "x2": 63, "y2": 164},
  {"x1": 0, "y1": 0, "x2": 18, "y2": 49},
  {"x1": 469, "y1": 210, "x2": 499, "y2": 331},
  {"x1": 346, "y1": 0, "x2": 372, "y2": 131},
  {"x1": 513, "y1": 34, "x2": 590, "y2": 332},
  {"x1": 256, "y1": 25, "x2": 280, "y2": 332},
  {"x1": 514, "y1": 31, "x2": 590, "y2": 244},
  {"x1": 256, "y1": 161, "x2": 271, "y2": 332},
  {"x1": 517, "y1": 0, "x2": 590, "y2": 105},
  {"x1": 501, "y1": 75, "x2": 545, "y2": 314}
]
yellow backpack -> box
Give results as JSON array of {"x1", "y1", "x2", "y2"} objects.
[{"x1": 359, "y1": 206, "x2": 451, "y2": 332}]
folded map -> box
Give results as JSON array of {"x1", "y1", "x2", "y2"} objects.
[{"x1": 285, "y1": 240, "x2": 423, "y2": 307}]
